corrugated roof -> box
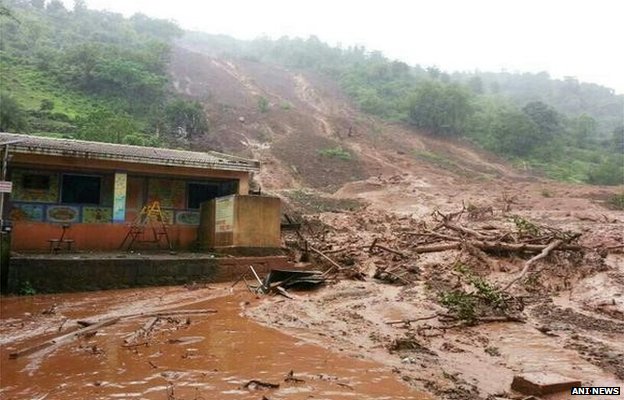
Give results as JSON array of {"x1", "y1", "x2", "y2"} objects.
[{"x1": 0, "y1": 132, "x2": 259, "y2": 172}]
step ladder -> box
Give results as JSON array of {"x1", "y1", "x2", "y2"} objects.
[{"x1": 119, "y1": 201, "x2": 173, "y2": 251}]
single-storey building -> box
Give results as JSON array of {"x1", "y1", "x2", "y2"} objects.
[{"x1": 0, "y1": 132, "x2": 260, "y2": 252}]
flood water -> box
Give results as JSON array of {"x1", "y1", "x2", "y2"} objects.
[{"x1": 0, "y1": 286, "x2": 428, "y2": 399}]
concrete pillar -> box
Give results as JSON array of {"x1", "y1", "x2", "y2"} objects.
[{"x1": 113, "y1": 172, "x2": 127, "y2": 223}]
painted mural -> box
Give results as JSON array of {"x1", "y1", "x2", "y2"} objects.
[
  {"x1": 10, "y1": 203, "x2": 45, "y2": 221},
  {"x1": 175, "y1": 211, "x2": 200, "y2": 225},
  {"x1": 46, "y1": 205, "x2": 80, "y2": 223},
  {"x1": 147, "y1": 179, "x2": 185, "y2": 209},
  {"x1": 11, "y1": 170, "x2": 59, "y2": 203},
  {"x1": 82, "y1": 207, "x2": 112, "y2": 223}
]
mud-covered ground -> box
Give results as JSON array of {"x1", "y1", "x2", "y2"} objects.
[
  {"x1": 0, "y1": 286, "x2": 428, "y2": 400},
  {"x1": 248, "y1": 177, "x2": 624, "y2": 400}
]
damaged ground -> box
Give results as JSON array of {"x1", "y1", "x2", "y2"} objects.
[{"x1": 249, "y1": 181, "x2": 624, "y2": 400}]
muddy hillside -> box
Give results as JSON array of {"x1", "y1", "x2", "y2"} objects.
[{"x1": 166, "y1": 44, "x2": 624, "y2": 399}]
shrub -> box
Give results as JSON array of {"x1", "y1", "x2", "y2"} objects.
[{"x1": 318, "y1": 146, "x2": 352, "y2": 161}]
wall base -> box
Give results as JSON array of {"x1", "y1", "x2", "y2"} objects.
[{"x1": 7, "y1": 253, "x2": 293, "y2": 293}]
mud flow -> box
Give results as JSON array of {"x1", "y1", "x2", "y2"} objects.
[{"x1": 0, "y1": 286, "x2": 427, "y2": 399}]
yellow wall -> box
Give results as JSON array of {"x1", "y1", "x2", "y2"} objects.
[{"x1": 198, "y1": 195, "x2": 281, "y2": 250}]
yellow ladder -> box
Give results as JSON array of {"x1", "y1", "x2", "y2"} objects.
[{"x1": 119, "y1": 201, "x2": 173, "y2": 251}]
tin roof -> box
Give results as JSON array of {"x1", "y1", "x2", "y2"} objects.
[{"x1": 0, "y1": 132, "x2": 259, "y2": 172}]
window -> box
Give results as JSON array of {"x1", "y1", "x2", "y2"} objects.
[
  {"x1": 22, "y1": 174, "x2": 51, "y2": 190},
  {"x1": 61, "y1": 174, "x2": 101, "y2": 204},
  {"x1": 187, "y1": 183, "x2": 219, "y2": 209}
]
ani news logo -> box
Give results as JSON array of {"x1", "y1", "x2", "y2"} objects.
[{"x1": 570, "y1": 386, "x2": 621, "y2": 396}]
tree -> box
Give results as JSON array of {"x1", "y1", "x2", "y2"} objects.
[
  {"x1": 522, "y1": 101, "x2": 561, "y2": 137},
  {"x1": 0, "y1": 92, "x2": 29, "y2": 132},
  {"x1": 407, "y1": 81, "x2": 472, "y2": 136},
  {"x1": 164, "y1": 99, "x2": 208, "y2": 138},
  {"x1": 76, "y1": 109, "x2": 139, "y2": 143},
  {"x1": 491, "y1": 109, "x2": 540, "y2": 156}
]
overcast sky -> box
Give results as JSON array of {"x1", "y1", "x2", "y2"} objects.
[{"x1": 78, "y1": 0, "x2": 623, "y2": 94}]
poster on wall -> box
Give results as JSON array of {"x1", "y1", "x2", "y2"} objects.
[
  {"x1": 175, "y1": 211, "x2": 200, "y2": 225},
  {"x1": 215, "y1": 195, "x2": 234, "y2": 233},
  {"x1": 82, "y1": 207, "x2": 112, "y2": 223},
  {"x1": 147, "y1": 179, "x2": 185, "y2": 209},
  {"x1": 10, "y1": 203, "x2": 44, "y2": 221},
  {"x1": 113, "y1": 173, "x2": 127, "y2": 222},
  {"x1": 46, "y1": 205, "x2": 80, "y2": 223},
  {"x1": 11, "y1": 170, "x2": 59, "y2": 203}
]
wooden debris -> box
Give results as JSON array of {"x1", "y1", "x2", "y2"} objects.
[
  {"x1": 284, "y1": 370, "x2": 305, "y2": 383},
  {"x1": 9, "y1": 317, "x2": 120, "y2": 359},
  {"x1": 242, "y1": 379, "x2": 280, "y2": 390}
]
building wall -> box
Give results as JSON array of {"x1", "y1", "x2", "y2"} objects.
[
  {"x1": 12, "y1": 222, "x2": 199, "y2": 252},
  {"x1": 197, "y1": 195, "x2": 281, "y2": 252},
  {"x1": 6, "y1": 154, "x2": 253, "y2": 252}
]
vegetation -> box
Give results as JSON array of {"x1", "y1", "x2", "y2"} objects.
[
  {"x1": 0, "y1": 1, "x2": 208, "y2": 145},
  {"x1": 182, "y1": 32, "x2": 623, "y2": 186},
  {"x1": 608, "y1": 193, "x2": 624, "y2": 210},
  {"x1": 318, "y1": 146, "x2": 352, "y2": 161}
]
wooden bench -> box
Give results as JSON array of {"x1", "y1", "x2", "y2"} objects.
[{"x1": 48, "y1": 224, "x2": 74, "y2": 253}]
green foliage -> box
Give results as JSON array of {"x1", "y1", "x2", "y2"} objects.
[
  {"x1": 257, "y1": 96, "x2": 269, "y2": 113},
  {"x1": 39, "y1": 98, "x2": 54, "y2": 111},
  {"x1": 522, "y1": 101, "x2": 561, "y2": 137},
  {"x1": 318, "y1": 146, "x2": 352, "y2": 160},
  {"x1": 440, "y1": 290, "x2": 476, "y2": 323},
  {"x1": 18, "y1": 280, "x2": 37, "y2": 296},
  {"x1": 0, "y1": 91, "x2": 29, "y2": 132},
  {"x1": 0, "y1": 0, "x2": 184, "y2": 142},
  {"x1": 510, "y1": 215, "x2": 541, "y2": 236},
  {"x1": 608, "y1": 193, "x2": 624, "y2": 210},
  {"x1": 407, "y1": 81, "x2": 472, "y2": 136},
  {"x1": 586, "y1": 155, "x2": 624, "y2": 185},
  {"x1": 76, "y1": 108, "x2": 139, "y2": 143},
  {"x1": 439, "y1": 263, "x2": 508, "y2": 323},
  {"x1": 164, "y1": 99, "x2": 208, "y2": 137}
]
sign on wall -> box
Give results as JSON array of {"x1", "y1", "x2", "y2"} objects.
[
  {"x1": 215, "y1": 195, "x2": 234, "y2": 233},
  {"x1": 113, "y1": 173, "x2": 127, "y2": 223},
  {"x1": 0, "y1": 181, "x2": 12, "y2": 193}
]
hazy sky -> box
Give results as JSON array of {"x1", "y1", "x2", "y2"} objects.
[{"x1": 78, "y1": 0, "x2": 623, "y2": 94}]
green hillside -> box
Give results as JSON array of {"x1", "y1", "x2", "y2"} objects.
[{"x1": 0, "y1": 0, "x2": 206, "y2": 145}]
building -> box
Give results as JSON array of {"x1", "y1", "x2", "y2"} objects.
[{"x1": 0, "y1": 132, "x2": 260, "y2": 252}]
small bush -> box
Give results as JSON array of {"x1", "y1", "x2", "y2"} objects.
[
  {"x1": 608, "y1": 193, "x2": 624, "y2": 210},
  {"x1": 318, "y1": 146, "x2": 352, "y2": 161},
  {"x1": 258, "y1": 96, "x2": 269, "y2": 113}
]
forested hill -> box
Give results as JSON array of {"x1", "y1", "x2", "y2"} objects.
[
  {"x1": 1, "y1": 1, "x2": 622, "y2": 186},
  {"x1": 0, "y1": 0, "x2": 207, "y2": 145}
]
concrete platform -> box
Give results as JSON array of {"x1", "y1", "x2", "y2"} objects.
[
  {"x1": 511, "y1": 372, "x2": 582, "y2": 395},
  {"x1": 6, "y1": 252, "x2": 294, "y2": 293}
]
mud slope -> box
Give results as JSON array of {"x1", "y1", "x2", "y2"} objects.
[{"x1": 169, "y1": 45, "x2": 520, "y2": 193}]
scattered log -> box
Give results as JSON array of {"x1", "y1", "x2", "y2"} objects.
[
  {"x1": 385, "y1": 313, "x2": 441, "y2": 325},
  {"x1": 9, "y1": 317, "x2": 120, "y2": 359},
  {"x1": 242, "y1": 379, "x2": 280, "y2": 390},
  {"x1": 124, "y1": 316, "x2": 159, "y2": 344},
  {"x1": 310, "y1": 246, "x2": 345, "y2": 276},
  {"x1": 371, "y1": 243, "x2": 408, "y2": 258},
  {"x1": 502, "y1": 239, "x2": 563, "y2": 291}
]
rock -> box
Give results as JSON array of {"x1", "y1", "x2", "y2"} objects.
[{"x1": 511, "y1": 372, "x2": 581, "y2": 395}]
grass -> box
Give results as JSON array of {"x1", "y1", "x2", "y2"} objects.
[
  {"x1": 413, "y1": 149, "x2": 468, "y2": 176},
  {"x1": 2, "y1": 59, "x2": 96, "y2": 118},
  {"x1": 283, "y1": 189, "x2": 362, "y2": 213},
  {"x1": 318, "y1": 146, "x2": 352, "y2": 161}
]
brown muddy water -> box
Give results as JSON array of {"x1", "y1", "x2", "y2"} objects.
[{"x1": 0, "y1": 286, "x2": 428, "y2": 399}]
